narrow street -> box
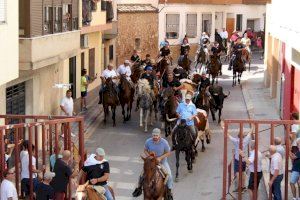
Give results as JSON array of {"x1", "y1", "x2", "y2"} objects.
[{"x1": 83, "y1": 53, "x2": 265, "y2": 200}]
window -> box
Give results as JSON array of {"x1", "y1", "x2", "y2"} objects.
[
  {"x1": 166, "y1": 14, "x2": 179, "y2": 39},
  {"x1": 135, "y1": 38, "x2": 141, "y2": 50},
  {"x1": 62, "y1": 4, "x2": 72, "y2": 31},
  {"x1": 54, "y1": 6, "x2": 62, "y2": 33},
  {"x1": 236, "y1": 14, "x2": 243, "y2": 31},
  {"x1": 202, "y1": 14, "x2": 212, "y2": 35},
  {"x1": 0, "y1": 0, "x2": 6, "y2": 23},
  {"x1": 44, "y1": 6, "x2": 53, "y2": 34},
  {"x1": 186, "y1": 14, "x2": 197, "y2": 38},
  {"x1": 81, "y1": 52, "x2": 85, "y2": 70},
  {"x1": 109, "y1": 45, "x2": 114, "y2": 60}
]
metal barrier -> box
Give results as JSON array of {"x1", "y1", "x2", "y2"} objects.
[
  {"x1": 0, "y1": 114, "x2": 85, "y2": 200},
  {"x1": 222, "y1": 119, "x2": 300, "y2": 200}
]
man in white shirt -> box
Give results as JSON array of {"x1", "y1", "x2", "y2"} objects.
[
  {"x1": 239, "y1": 140, "x2": 263, "y2": 199},
  {"x1": 99, "y1": 64, "x2": 119, "y2": 104},
  {"x1": 60, "y1": 90, "x2": 74, "y2": 116},
  {"x1": 291, "y1": 112, "x2": 300, "y2": 153},
  {"x1": 0, "y1": 169, "x2": 18, "y2": 200},
  {"x1": 274, "y1": 137, "x2": 285, "y2": 158},
  {"x1": 227, "y1": 125, "x2": 254, "y2": 191},
  {"x1": 117, "y1": 60, "x2": 134, "y2": 88},
  {"x1": 220, "y1": 28, "x2": 228, "y2": 49},
  {"x1": 269, "y1": 145, "x2": 284, "y2": 200}
]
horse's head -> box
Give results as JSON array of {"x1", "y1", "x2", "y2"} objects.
[
  {"x1": 192, "y1": 73, "x2": 202, "y2": 84},
  {"x1": 141, "y1": 153, "x2": 158, "y2": 173},
  {"x1": 161, "y1": 88, "x2": 174, "y2": 101},
  {"x1": 105, "y1": 77, "x2": 114, "y2": 86}
]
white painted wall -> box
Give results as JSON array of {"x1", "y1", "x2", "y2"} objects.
[
  {"x1": 158, "y1": 4, "x2": 266, "y2": 46},
  {"x1": 116, "y1": 0, "x2": 158, "y2": 7},
  {"x1": 0, "y1": 0, "x2": 19, "y2": 86}
]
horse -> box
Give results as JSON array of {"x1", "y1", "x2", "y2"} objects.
[
  {"x1": 232, "y1": 53, "x2": 245, "y2": 86},
  {"x1": 131, "y1": 62, "x2": 144, "y2": 84},
  {"x1": 194, "y1": 46, "x2": 209, "y2": 72},
  {"x1": 242, "y1": 48, "x2": 252, "y2": 71},
  {"x1": 156, "y1": 56, "x2": 172, "y2": 78},
  {"x1": 141, "y1": 153, "x2": 167, "y2": 200},
  {"x1": 207, "y1": 85, "x2": 230, "y2": 123},
  {"x1": 194, "y1": 109, "x2": 212, "y2": 152},
  {"x1": 179, "y1": 79, "x2": 197, "y2": 102},
  {"x1": 178, "y1": 51, "x2": 192, "y2": 73},
  {"x1": 101, "y1": 77, "x2": 119, "y2": 127},
  {"x1": 207, "y1": 55, "x2": 221, "y2": 85},
  {"x1": 172, "y1": 119, "x2": 195, "y2": 181},
  {"x1": 161, "y1": 88, "x2": 178, "y2": 137},
  {"x1": 138, "y1": 79, "x2": 154, "y2": 132},
  {"x1": 119, "y1": 74, "x2": 135, "y2": 123}
]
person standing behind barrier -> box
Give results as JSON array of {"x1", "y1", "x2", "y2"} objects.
[
  {"x1": 227, "y1": 125, "x2": 254, "y2": 192},
  {"x1": 51, "y1": 150, "x2": 79, "y2": 200},
  {"x1": 35, "y1": 172, "x2": 55, "y2": 200},
  {"x1": 274, "y1": 137, "x2": 285, "y2": 158},
  {"x1": 0, "y1": 169, "x2": 18, "y2": 200},
  {"x1": 290, "y1": 139, "x2": 300, "y2": 200},
  {"x1": 239, "y1": 140, "x2": 263, "y2": 200},
  {"x1": 291, "y1": 112, "x2": 300, "y2": 154},
  {"x1": 269, "y1": 145, "x2": 284, "y2": 200}
]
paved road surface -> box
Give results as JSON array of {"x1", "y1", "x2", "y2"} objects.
[{"x1": 83, "y1": 53, "x2": 267, "y2": 199}]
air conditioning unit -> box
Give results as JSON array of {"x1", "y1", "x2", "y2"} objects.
[{"x1": 80, "y1": 34, "x2": 89, "y2": 48}]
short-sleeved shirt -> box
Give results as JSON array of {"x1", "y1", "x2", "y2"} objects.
[
  {"x1": 0, "y1": 179, "x2": 18, "y2": 200},
  {"x1": 51, "y1": 158, "x2": 72, "y2": 193},
  {"x1": 102, "y1": 69, "x2": 118, "y2": 83},
  {"x1": 276, "y1": 145, "x2": 285, "y2": 158},
  {"x1": 292, "y1": 151, "x2": 300, "y2": 172},
  {"x1": 20, "y1": 151, "x2": 37, "y2": 179},
  {"x1": 81, "y1": 76, "x2": 87, "y2": 92},
  {"x1": 248, "y1": 150, "x2": 262, "y2": 172},
  {"x1": 49, "y1": 154, "x2": 63, "y2": 170},
  {"x1": 176, "y1": 102, "x2": 197, "y2": 126},
  {"x1": 160, "y1": 47, "x2": 170, "y2": 57},
  {"x1": 60, "y1": 97, "x2": 74, "y2": 116},
  {"x1": 82, "y1": 161, "x2": 110, "y2": 186},
  {"x1": 131, "y1": 55, "x2": 141, "y2": 63},
  {"x1": 162, "y1": 79, "x2": 181, "y2": 89},
  {"x1": 117, "y1": 65, "x2": 132, "y2": 77},
  {"x1": 145, "y1": 138, "x2": 170, "y2": 163},
  {"x1": 270, "y1": 152, "x2": 283, "y2": 175},
  {"x1": 35, "y1": 182, "x2": 55, "y2": 200},
  {"x1": 229, "y1": 134, "x2": 252, "y2": 160},
  {"x1": 292, "y1": 124, "x2": 300, "y2": 146}
]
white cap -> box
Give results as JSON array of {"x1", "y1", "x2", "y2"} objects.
[
  {"x1": 96, "y1": 148, "x2": 106, "y2": 156},
  {"x1": 124, "y1": 60, "x2": 130, "y2": 64},
  {"x1": 44, "y1": 172, "x2": 55, "y2": 180},
  {"x1": 152, "y1": 128, "x2": 161, "y2": 136},
  {"x1": 185, "y1": 94, "x2": 192, "y2": 100}
]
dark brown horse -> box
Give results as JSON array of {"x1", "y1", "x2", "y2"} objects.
[
  {"x1": 208, "y1": 55, "x2": 221, "y2": 85},
  {"x1": 156, "y1": 56, "x2": 172, "y2": 78},
  {"x1": 178, "y1": 52, "x2": 192, "y2": 73},
  {"x1": 119, "y1": 75, "x2": 135, "y2": 123},
  {"x1": 131, "y1": 63, "x2": 144, "y2": 84},
  {"x1": 195, "y1": 46, "x2": 208, "y2": 72},
  {"x1": 141, "y1": 153, "x2": 166, "y2": 200},
  {"x1": 101, "y1": 77, "x2": 119, "y2": 126},
  {"x1": 232, "y1": 53, "x2": 245, "y2": 86}
]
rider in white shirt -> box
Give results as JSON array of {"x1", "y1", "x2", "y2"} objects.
[
  {"x1": 117, "y1": 60, "x2": 132, "y2": 81},
  {"x1": 98, "y1": 64, "x2": 119, "y2": 104}
]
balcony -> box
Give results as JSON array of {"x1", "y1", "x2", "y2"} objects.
[
  {"x1": 159, "y1": 0, "x2": 270, "y2": 4},
  {"x1": 81, "y1": 0, "x2": 113, "y2": 34},
  {"x1": 103, "y1": 21, "x2": 117, "y2": 39},
  {"x1": 19, "y1": 30, "x2": 80, "y2": 70}
]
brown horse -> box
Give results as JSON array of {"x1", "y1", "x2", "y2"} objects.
[
  {"x1": 119, "y1": 74, "x2": 135, "y2": 123},
  {"x1": 194, "y1": 109, "x2": 212, "y2": 152},
  {"x1": 141, "y1": 153, "x2": 166, "y2": 200},
  {"x1": 242, "y1": 48, "x2": 252, "y2": 71},
  {"x1": 131, "y1": 63, "x2": 144, "y2": 84},
  {"x1": 232, "y1": 53, "x2": 245, "y2": 87},
  {"x1": 101, "y1": 77, "x2": 119, "y2": 126},
  {"x1": 77, "y1": 180, "x2": 115, "y2": 200},
  {"x1": 156, "y1": 56, "x2": 172, "y2": 78},
  {"x1": 178, "y1": 52, "x2": 192, "y2": 73},
  {"x1": 207, "y1": 55, "x2": 221, "y2": 85}
]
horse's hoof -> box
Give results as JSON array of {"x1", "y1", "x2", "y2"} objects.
[
  {"x1": 201, "y1": 148, "x2": 205, "y2": 152},
  {"x1": 188, "y1": 169, "x2": 193, "y2": 173},
  {"x1": 144, "y1": 129, "x2": 148, "y2": 133},
  {"x1": 195, "y1": 151, "x2": 198, "y2": 157},
  {"x1": 175, "y1": 177, "x2": 179, "y2": 182},
  {"x1": 192, "y1": 159, "x2": 196, "y2": 164},
  {"x1": 206, "y1": 139, "x2": 211, "y2": 144},
  {"x1": 139, "y1": 124, "x2": 143, "y2": 127}
]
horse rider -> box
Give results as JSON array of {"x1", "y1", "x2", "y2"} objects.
[
  {"x1": 160, "y1": 38, "x2": 170, "y2": 48},
  {"x1": 132, "y1": 128, "x2": 173, "y2": 198},
  {"x1": 131, "y1": 50, "x2": 141, "y2": 64},
  {"x1": 228, "y1": 37, "x2": 246, "y2": 70},
  {"x1": 220, "y1": 28, "x2": 228, "y2": 49},
  {"x1": 141, "y1": 54, "x2": 152, "y2": 66},
  {"x1": 162, "y1": 72, "x2": 184, "y2": 99},
  {"x1": 241, "y1": 33, "x2": 251, "y2": 53},
  {"x1": 230, "y1": 30, "x2": 239, "y2": 46},
  {"x1": 98, "y1": 64, "x2": 119, "y2": 104},
  {"x1": 117, "y1": 60, "x2": 134, "y2": 88},
  {"x1": 200, "y1": 32, "x2": 210, "y2": 46},
  {"x1": 173, "y1": 65, "x2": 188, "y2": 80},
  {"x1": 140, "y1": 65, "x2": 156, "y2": 90},
  {"x1": 209, "y1": 41, "x2": 222, "y2": 74},
  {"x1": 180, "y1": 38, "x2": 190, "y2": 56},
  {"x1": 160, "y1": 44, "x2": 171, "y2": 57},
  {"x1": 199, "y1": 72, "x2": 210, "y2": 92},
  {"x1": 77, "y1": 148, "x2": 113, "y2": 200},
  {"x1": 173, "y1": 93, "x2": 198, "y2": 140}
]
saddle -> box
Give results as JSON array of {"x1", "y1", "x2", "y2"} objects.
[
  {"x1": 86, "y1": 185, "x2": 106, "y2": 200},
  {"x1": 156, "y1": 165, "x2": 169, "y2": 185}
]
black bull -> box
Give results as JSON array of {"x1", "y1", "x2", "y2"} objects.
[{"x1": 208, "y1": 85, "x2": 230, "y2": 123}]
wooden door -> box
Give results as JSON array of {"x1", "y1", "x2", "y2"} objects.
[
  {"x1": 226, "y1": 18, "x2": 235, "y2": 40},
  {"x1": 89, "y1": 48, "x2": 95, "y2": 78},
  {"x1": 69, "y1": 56, "x2": 76, "y2": 98}
]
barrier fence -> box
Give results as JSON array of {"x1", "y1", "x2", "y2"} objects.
[
  {"x1": 0, "y1": 114, "x2": 85, "y2": 200},
  {"x1": 222, "y1": 119, "x2": 300, "y2": 200}
]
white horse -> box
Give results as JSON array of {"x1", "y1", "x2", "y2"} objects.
[{"x1": 137, "y1": 79, "x2": 154, "y2": 132}]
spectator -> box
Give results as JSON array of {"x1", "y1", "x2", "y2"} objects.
[
  {"x1": 239, "y1": 140, "x2": 263, "y2": 200},
  {"x1": 60, "y1": 90, "x2": 75, "y2": 117},
  {"x1": 81, "y1": 69, "x2": 89, "y2": 111},
  {"x1": 291, "y1": 112, "x2": 300, "y2": 154},
  {"x1": 220, "y1": 28, "x2": 228, "y2": 48},
  {"x1": 227, "y1": 125, "x2": 254, "y2": 192},
  {"x1": 49, "y1": 145, "x2": 63, "y2": 171},
  {"x1": 51, "y1": 150, "x2": 79, "y2": 200},
  {"x1": 35, "y1": 172, "x2": 55, "y2": 200},
  {"x1": 275, "y1": 137, "x2": 285, "y2": 158},
  {"x1": 20, "y1": 141, "x2": 43, "y2": 198},
  {"x1": 290, "y1": 140, "x2": 300, "y2": 200},
  {"x1": 0, "y1": 168, "x2": 18, "y2": 200},
  {"x1": 269, "y1": 145, "x2": 283, "y2": 200}
]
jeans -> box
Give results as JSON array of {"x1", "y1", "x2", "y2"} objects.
[
  {"x1": 271, "y1": 174, "x2": 283, "y2": 200},
  {"x1": 161, "y1": 161, "x2": 173, "y2": 189},
  {"x1": 103, "y1": 184, "x2": 114, "y2": 200}
]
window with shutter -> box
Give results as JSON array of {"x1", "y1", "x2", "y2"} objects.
[
  {"x1": 0, "y1": 0, "x2": 7, "y2": 23},
  {"x1": 186, "y1": 14, "x2": 197, "y2": 38},
  {"x1": 166, "y1": 14, "x2": 179, "y2": 39},
  {"x1": 202, "y1": 14, "x2": 212, "y2": 35}
]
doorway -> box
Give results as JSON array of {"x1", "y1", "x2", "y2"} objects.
[
  {"x1": 226, "y1": 18, "x2": 235, "y2": 39},
  {"x1": 89, "y1": 48, "x2": 95, "y2": 78},
  {"x1": 69, "y1": 56, "x2": 76, "y2": 98}
]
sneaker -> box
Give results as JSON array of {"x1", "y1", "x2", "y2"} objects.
[{"x1": 132, "y1": 187, "x2": 142, "y2": 197}]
